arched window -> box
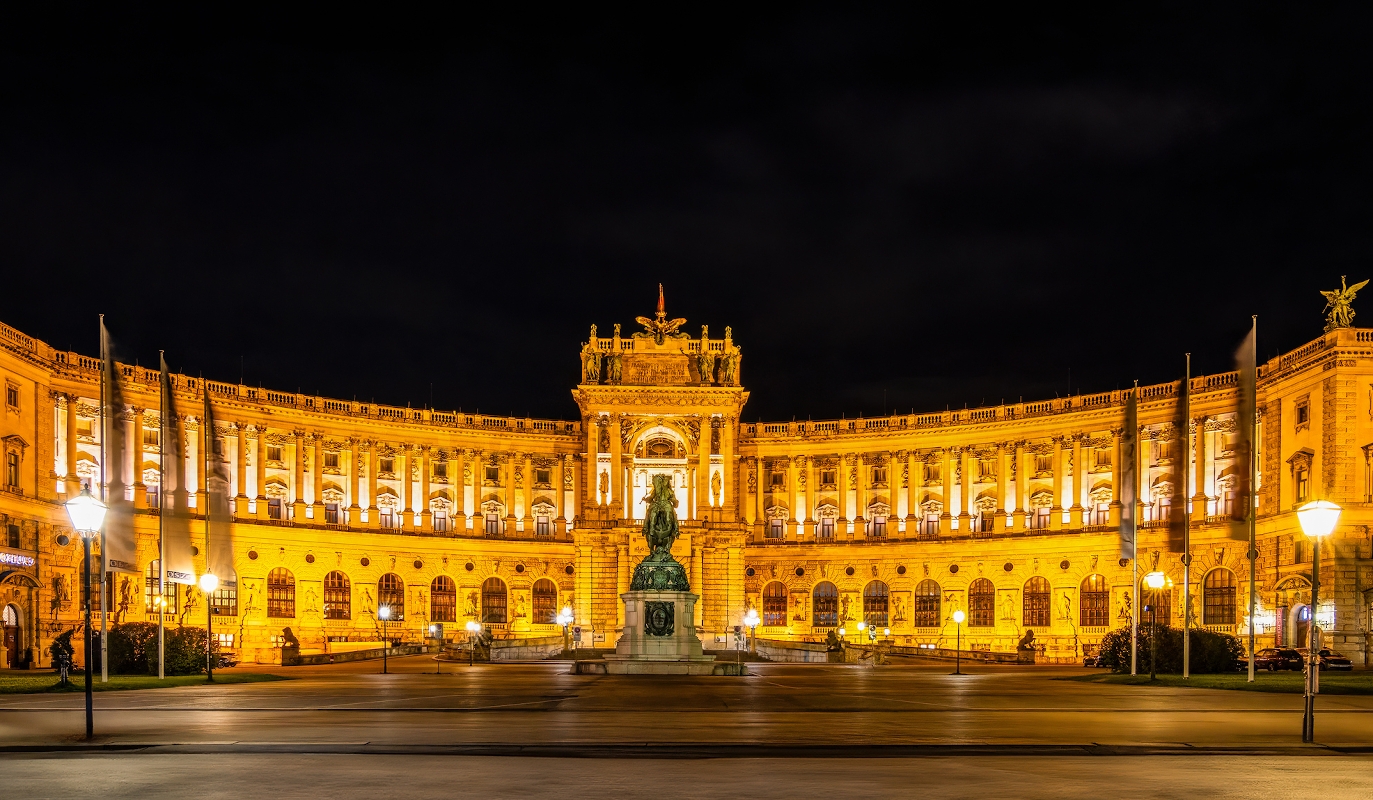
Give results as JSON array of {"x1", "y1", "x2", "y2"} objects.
[
  {"x1": 969, "y1": 578, "x2": 995, "y2": 627},
  {"x1": 1142, "y1": 576, "x2": 1171, "y2": 624},
  {"x1": 914, "y1": 579, "x2": 941, "y2": 627},
  {"x1": 1080, "y1": 574, "x2": 1109, "y2": 627},
  {"x1": 431, "y1": 576, "x2": 456, "y2": 623},
  {"x1": 482, "y1": 577, "x2": 507, "y2": 624},
  {"x1": 267, "y1": 568, "x2": 295, "y2": 618},
  {"x1": 1203, "y1": 568, "x2": 1237, "y2": 625},
  {"x1": 863, "y1": 580, "x2": 889, "y2": 627},
  {"x1": 323, "y1": 571, "x2": 350, "y2": 620},
  {"x1": 378, "y1": 574, "x2": 405, "y2": 621},
  {"x1": 1023, "y1": 576, "x2": 1051, "y2": 627},
  {"x1": 532, "y1": 578, "x2": 558, "y2": 624},
  {"x1": 143, "y1": 560, "x2": 179, "y2": 615},
  {"x1": 812, "y1": 581, "x2": 838, "y2": 627},
  {"x1": 762, "y1": 582, "x2": 787, "y2": 626}
]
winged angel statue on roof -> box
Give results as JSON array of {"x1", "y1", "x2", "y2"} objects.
[{"x1": 1321, "y1": 275, "x2": 1368, "y2": 331}]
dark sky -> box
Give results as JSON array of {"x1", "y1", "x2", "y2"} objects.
[{"x1": 3, "y1": 4, "x2": 1370, "y2": 421}]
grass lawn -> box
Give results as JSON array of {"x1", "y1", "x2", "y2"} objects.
[
  {"x1": 0, "y1": 673, "x2": 286, "y2": 694},
  {"x1": 1063, "y1": 671, "x2": 1373, "y2": 695}
]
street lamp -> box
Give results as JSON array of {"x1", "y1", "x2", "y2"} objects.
[
  {"x1": 556, "y1": 606, "x2": 573, "y2": 655},
  {"x1": 1296, "y1": 499, "x2": 1340, "y2": 743},
  {"x1": 1144, "y1": 571, "x2": 1166, "y2": 681},
  {"x1": 64, "y1": 487, "x2": 107, "y2": 741},
  {"x1": 465, "y1": 620, "x2": 481, "y2": 666},
  {"x1": 378, "y1": 605, "x2": 391, "y2": 674},
  {"x1": 744, "y1": 608, "x2": 760, "y2": 657},
  {"x1": 199, "y1": 572, "x2": 219, "y2": 682},
  {"x1": 952, "y1": 609, "x2": 966, "y2": 675}
]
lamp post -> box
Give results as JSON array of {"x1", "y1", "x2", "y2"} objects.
[
  {"x1": 199, "y1": 572, "x2": 218, "y2": 682},
  {"x1": 379, "y1": 605, "x2": 391, "y2": 674},
  {"x1": 744, "y1": 608, "x2": 760, "y2": 658},
  {"x1": 952, "y1": 609, "x2": 966, "y2": 675},
  {"x1": 1297, "y1": 499, "x2": 1340, "y2": 743},
  {"x1": 557, "y1": 607, "x2": 573, "y2": 656},
  {"x1": 465, "y1": 620, "x2": 481, "y2": 666},
  {"x1": 64, "y1": 488, "x2": 107, "y2": 741},
  {"x1": 1144, "y1": 571, "x2": 1166, "y2": 681}
]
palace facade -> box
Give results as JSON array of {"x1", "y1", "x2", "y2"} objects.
[{"x1": 1, "y1": 306, "x2": 1371, "y2": 667}]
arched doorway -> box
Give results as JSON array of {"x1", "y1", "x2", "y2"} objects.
[
  {"x1": 2, "y1": 605, "x2": 19, "y2": 668},
  {"x1": 1292, "y1": 605, "x2": 1312, "y2": 649}
]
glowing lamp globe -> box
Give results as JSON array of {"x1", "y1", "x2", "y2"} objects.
[
  {"x1": 1296, "y1": 500, "x2": 1341, "y2": 539},
  {"x1": 856, "y1": 621, "x2": 867, "y2": 631},
  {"x1": 64, "y1": 487, "x2": 108, "y2": 537},
  {"x1": 199, "y1": 572, "x2": 219, "y2": 594},
  {"x1": 379, "y1": 605, "x2": 391, "y2": 621},
  {"x1": 952, "y1": 610, "x2": 966, "y2": 624},
  {"x1": 1144, "y1": 571, "x2": 1166, "y2": 591}
]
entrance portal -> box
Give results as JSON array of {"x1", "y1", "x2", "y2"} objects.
[{"x1": 2, "y1": 605, "x2": 20, "y2": 668}]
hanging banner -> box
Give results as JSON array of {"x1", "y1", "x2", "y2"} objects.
[{"x1": 100, "y1": 320, "x2": 138, "y2": 574}]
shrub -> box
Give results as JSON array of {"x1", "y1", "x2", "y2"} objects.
[
  {"x1": 1098, "y1": 623, "x2": 1244, "y2": 674},
  {"x1": 108, "y1": 622, "x2": 220, "y2": 675}
]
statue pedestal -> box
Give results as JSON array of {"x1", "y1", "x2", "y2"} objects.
[{"x1": 602, "y1": 590, "x2": 727, "y2": 675}]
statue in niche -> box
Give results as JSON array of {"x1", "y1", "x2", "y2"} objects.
[
  {"x1": 50, "y1": 574, "x2": 70, "y2": 621},
  {"x1": 598, "y1": 425, "x2": 610, "y2": 454},
  {"x1": 606, "y1": 352, "x2": 623, "y2": 384},
  {"x1": 1060, "y1": 592, "x2": 1073, "y2": 622},
  {"x1": 697, "y1": 350, "x2": 715, "y2": 385},
  {"x1": 361, "y1": 588, "x2": 375, "y2": 616},
  {"x1": 599, "y1": 470, "x2": 610, "y2": 504},
  {"x1": 841, "y1": 594, "x2": 852, "y2": 623},
  {"x1": 720, "y1": 350, "x2": 739, "y2": 386},
  {"x1": 116, "y1": 576, "x2": 134, "y2": 623},
  {"x1": 711, "y1": 471, "x2": 722, "y2": 507},
  {"x1": 180, "y1": 586, "x2": 201, "y2": 625},
  {"x1": 581, "y1": 345, "x2": 602, "y2": 384},
  {"x1": 793, "y1": 593, "x2": 807, "y2": 621},
  {"x1": 1118, "y1": 590, "x2": 1132, "y2": 621},
  {"x1": 893, "y1": 596, "x2": 908, "y2": 623},
  {"x1": 1000, "y1": 592, "x2": 1016, "y2": 621}
]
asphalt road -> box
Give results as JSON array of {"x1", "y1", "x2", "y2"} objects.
[
  {"x1": 3, "y1": 753, "x2": 1372, "y2": 799},
  {"x1": 1, "y1": 656, "x2": 1369, "y2": 749}
]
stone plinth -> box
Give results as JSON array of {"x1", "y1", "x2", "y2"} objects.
[{"x1": 602, "y1": 589, "x2": 726, "y2": 675}]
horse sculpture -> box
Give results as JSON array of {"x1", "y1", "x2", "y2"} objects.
[{"x1": 630, "y1": 473, "x2": 690, "y2": 591}]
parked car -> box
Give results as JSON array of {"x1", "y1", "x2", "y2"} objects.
[
  {"x1": 216, "y1": 653, "x2": 240, "y2": 668},
  {"x1": 1082, "y1": 654, "x2": 1106, "y2": 667},
  {"x1": 1249, "y1": 648, "x2": 1303, "y2": 671},
  {"x1": 1296, "y1": 648, "x2": 1353, "y2": 671}
]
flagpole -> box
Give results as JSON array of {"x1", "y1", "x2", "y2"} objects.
[
  {"x1": 99, "y1": 316, "x2": 108, "y2": 683},
  {"x1": 1131, "y1": 381, "x2": 1138, "y2": 677},
  {"x1": 158, "y1": 350, "x2": 166, "y2": 681},
  {"x1": 1182, "y1": 353, "x2": 1191, "y2": 680},
  {"x1": 1248, "y1": 316, "x2": 1258, "y2": 683}
]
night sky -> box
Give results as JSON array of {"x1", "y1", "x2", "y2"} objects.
[{"x1": 3, "y1": 5, "x2": 1370, "y2": 422}]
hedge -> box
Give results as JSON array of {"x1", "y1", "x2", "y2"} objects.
[
  {"x1": 1098, "y1": 623, "x2": 1245, "y2": 674},
  {"x1": 107, "y1": 622, "x2": 221, "y2": 676}
]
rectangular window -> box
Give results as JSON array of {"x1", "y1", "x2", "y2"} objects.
[
  {"x1": 978, "y1": 460, "x2": 995, "y2": 481},
  {"x1": 6, "y1": 523, "x2": 19, "y2": 548},
  {"x1": 923, "y1": 515, "x2": 939, "y2": 537},
  {"x1": 214, "y1": 632, "x2": 235, "y2": 648},
  {"x1": 379, "y1": 509, "x2": 397, "y2": 529},
  {"x1": 434, "y1": 462, "x2": 448, "y2": 479},
  {"x1": 820, "y1": 469, "x2": 837, "y2": 487},
  {"x1": 767, "y1": 519, "x2": 784, "y2": 539},
  {"x1": 819, "y1": 518, "x2": 834, "y2": 539},
  {"x1": 146, "y1": 485, "x2": 160, "y2": 509},
  {"x1": 872, "y1": 467, "x2": 887, "y2": 485},
  {"x1": 1156, "y1": 441, "x2": 1174, "y2": 461},
  {"x1": 76, "y1": 419, "x2": 93, "y2": 436},
  {"x1": 143, "y1": 429, "x2": 160, "y2": 447},
  {"x1": 1296, "y1": 468, "x2": 1310, "y2": 503},
  {"x1": 324, "y1": 452, "x2": 339, "y2": 469},
  {"x1": 536, "y1": 516, "x2": 550, "y2": 536},
  {"x1": 268, "y1": 498, "x2": 283, "y2": 520},
  {"x1": 770, "y1": 472, "x2": 785, "y2": 488},
  {"x1": 870, "y1": 516, "x2": 887, "y2": 538},
  {"x1": 535, "y1": 468, "x2": 550, "y2": 485},
  {"x1": 4, "y1": 384, "x2": 16, "y2": 409},
  {"x1": 268, "y1": 446, "x2": 283, "y2": 462},
  {"x1": 1094, "y1": 449, "x2": 1112, "y2": 469},
  {"x1": 485, "y1": 514, "x2": 501, "y2": 536},
  {"x1": 1035, "y1": 454, "x2": 1052, "y2": 473},
  {"x1": 324, "y1": 503, "x2": 339, "y2": 524},
  {"x1": 210, "y1": 585, "x2": 238, "y2": 616},
  {"x1": 433, "y1": 510, "x2": 449, "y2": 532},
  {"x1": 1093, "y1": 503, "x2": 1109, "y2": 525},
  {"x1": 1031, "y1": 508, "x2": 1050, "y2": 530},
  {"x1": 485, "y1": 466, "x2": 500, "y2": 483},
  {"x1": 1295, "y1": 400, "x2": 1310, "y2": 427},
  {"x1": 379, "y1": 458, "x2": 394, "y2": 474},
  {"x1": 3, "y1": 453, "x2": 15, "y2": 488}
]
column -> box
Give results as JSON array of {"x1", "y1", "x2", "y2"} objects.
[
  {"x1": 995, "y1": 442, "x2": 1010, "y2": 531},
  {"x1": 469, "y1": 449, "x2": 483, "y2": 530},
  {"x1": 691, "y1": 543, "x2": 704, "y2": 628},
  {"x1": 738, "y1": 457, "x2": 750, "y2": 526},
  {"x1": 455, "y1": 448, "x2": 468, "y2": 530},
  {"x1": 585, "y1": 416, "x2": 599, "y2": 514},
  {"x1": 521, "y1": 452, "x2": 533, "y2": 534},
  {"x1": 854, "y1": 454, "x2": 868, "y2": 539},
  {"x1": 905, "y1": 450, "x2": 918, "y2": 531},
  {"x1": 399, "y1": 444, "x2": 413, "y2": 530},
  {"x1": 367, "y1": 442, "x2": 380, "y2": 529},
  {"x1": 292, "y1": 429, "x2": 306, "y2": 520},
  {"x1": 720, "y1": 415, "x2": 735, "y2": 516},
  {"x1": 610, "y1": 416, "x2": 623, "y2": 519},
  {"x1": 347, "y1": 437, "x2": 361, "y2": 518},
  {"x1": 504, "y1": 453, "x2": 517, "y2": 535},
  {"x1": 958, "y1": 447, "x2": 971, "y2": 530},
  {"x1": 836, "y1": 454, "x2": 849, "y2": 527},
  {"x1": 754, "y1": 457, "x2": 765, "y2": 535},
  {"x1": 556, "y1": 454, "x2": 569, "y2": 534},
  {"x1": 64, "y1": 394, "x2": 79, "y2": 494},
  {"x1": 785, "y1": 456, "x2": 798, "y2": 538},
  {"x1": 255, "y1": 427, "x2": 269, "y2": 520},
  {"x1": 1193, "y1": 415, "x2": 1210, "y2": 513},
  {"x1": 132, "y1": 407, "x2": 146, "y2": 508},
  {"x1": 231, "y1": 419, "x2": 247, "y2": 502},
  {"x1": 1014, "y1": 442, "x2": 1028, "y2": 529},
  {"x1": 312, "y1": 433, "x2": 325, "y2": 519},
  {"x1": 420, "y1": 445, "x2": 433, "y2": 532},
  {"x1": 1050, "y1": 437, "x2": 1064, "y2": 531},
  {"x1": 802, "y1": 456, "x2": 816, "y2": 539},
  {"x1": 616, "y1": 543, "x2": 629, "y2": 627},
  {"x1": 697, "y1": 418, "x2": 711, "y2": 519},
  {"x1": 569, "y1": 455, "x2": 580, "y2": 532},
  {"x1": 1109, "y1": 428, "x2": 1123, "y2": 526},
  {"x1": 940, "y1": 447, "x2": 953, "y2": 535},
  {"x1": 1070, "y1": 434, "x2": 1084, "y2": 528}
]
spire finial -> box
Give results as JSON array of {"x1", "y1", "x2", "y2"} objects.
[{"x1": 657, "y1": 283, "x2": 665, "y2": 317}]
